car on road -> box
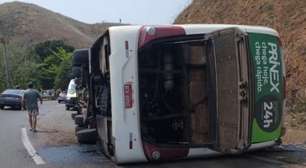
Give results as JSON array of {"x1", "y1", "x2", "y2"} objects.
[
  {"x1": 41, "y1": 89, "x2": 55, "y2": 100},
  {"x1": 65, "y1": 79, "x2": 78, "y2": 110},
  {"x1": 57, "y1": 91, "x2": 67, "y2": 104},
  {"x1": 0, "y1": 89, "x2": 25, "y2": 110}
]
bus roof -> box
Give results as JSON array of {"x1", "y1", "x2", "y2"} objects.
[{"x1": 107, "y1": 24, "x2": 279, "y2": 37}]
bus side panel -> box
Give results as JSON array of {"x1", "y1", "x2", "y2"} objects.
[
  {"x1": 248, "y1": 33, "x2": 284, "y2": 143},
  {"x1": 108, "y1": 27, "x2": 147, "y2": 163}
]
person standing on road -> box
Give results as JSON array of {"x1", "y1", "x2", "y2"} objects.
[{"x1": 23, "y1": 82, "x2": 43, "y2": 132}]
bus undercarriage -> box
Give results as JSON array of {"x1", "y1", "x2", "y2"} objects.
[{"x1": 138, "y1": 36, "x2": 214, "y2": 147}]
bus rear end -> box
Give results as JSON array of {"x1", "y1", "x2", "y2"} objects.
[
  {"x1": 95, "y1": 25, "x2": 285, "y2": 164},
  {"x1": 136, "y1": 25, "x2": 285, "y2": 162}
]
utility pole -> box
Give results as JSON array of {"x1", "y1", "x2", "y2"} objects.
[{"x1": 0, "y1": 37, "x2": 11, "y2": 88}]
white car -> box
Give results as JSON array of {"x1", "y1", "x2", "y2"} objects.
[{"x1": 65, "y1": 79, "x2": 78, "y2": 110}]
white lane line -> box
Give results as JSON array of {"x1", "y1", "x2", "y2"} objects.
[{"x1": 21, "y1": 128, "x2": 46, "y2": 165}]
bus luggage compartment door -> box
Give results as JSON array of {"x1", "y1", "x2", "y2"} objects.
[{"x1": 207, "y1": 28, "x2": 250, "y2": 153}]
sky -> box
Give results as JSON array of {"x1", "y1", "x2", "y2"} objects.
[{"x1": 0, "y1": 0, "x2": 192, "y2": 24}]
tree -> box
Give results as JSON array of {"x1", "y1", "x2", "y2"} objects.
[
  {"x1": 0, "y1": 40, "x2": 74, "y2": 91},
  {"x1": 54, "y1": 61, "x2": 72, "y2": 90},
  {"x1": 34, "y1": 40, "x2": 74, "y2": 62},
  {"x1": 36, "y1": 47, "x2": 73, "y2": 90},
  {"x1": 53, "y1": 48, "x2": 72, "y2": 89},
  {"x1": 33, "y1": 40, "x2": 74, "y2": 89},
  {"x1": 0, "y1": 43, "x2": 37, "y2": 90}
]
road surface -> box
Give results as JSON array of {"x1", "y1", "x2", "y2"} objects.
[{"x1": 0, "y1": 101, "x2": 305, "y2": 168}]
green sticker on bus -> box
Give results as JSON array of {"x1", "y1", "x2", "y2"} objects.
[{"x1": 248, "y1": 33, "x2": 284, "y2": 143}]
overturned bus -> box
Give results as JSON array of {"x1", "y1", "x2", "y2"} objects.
[{"x1": 73, "y1": 24, "x2": 285, "y2": 164}]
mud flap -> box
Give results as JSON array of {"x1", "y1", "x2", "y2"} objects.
[{"x1": 76, "y1": 128, "x2": 97, "y2": 144}]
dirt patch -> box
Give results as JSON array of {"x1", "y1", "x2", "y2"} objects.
[
  {"x1": 29, "y1": 101, "x2": 77, "y2": 147},
  {"x1": 283, "y1": 128, "x2": 306, "y2": 145},
  {"x1": 283, "y1": 113, "x2": 306, "y2": 145}
]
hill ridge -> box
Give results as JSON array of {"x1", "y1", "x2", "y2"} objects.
[{"x1": 0, "y1": 1, "x2": 122, "y2": 48}]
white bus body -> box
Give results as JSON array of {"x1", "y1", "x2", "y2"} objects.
[{"x1": 86, "y1": 24, "x2": 285, "y2": 164}]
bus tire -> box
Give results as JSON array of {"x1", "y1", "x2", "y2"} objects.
[
  {"x1": 71, "y1": 112, "x2": 78, "y2": 120},
  {"x1": 72, "y1": 66, "x2": 81, "y2": 78},
  {"x1": 96, "y1": 139, "x2": 106, "y2": 155},
  {"x1": 72, "y1": 49, "x2": 89, "y2": 66},
  {"x1": 76, "y1": 129, "x2": 97, "y2": 144},
  {"x1": 75, "y1": 126, "x2": 86, "y2": 135},
  {"x1": 74, "y1": 115, "x2": 84, "y2": 126}
]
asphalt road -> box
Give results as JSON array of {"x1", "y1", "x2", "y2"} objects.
[
  {"x1": 0, "y1": 101, "x2": 306, "y2": 168},
  {"x1": 0, "y1": 106, "x2": 36, "y2": 168}
]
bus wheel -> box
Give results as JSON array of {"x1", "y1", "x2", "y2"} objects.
[
  {"x1": 76, "y1": 129, "x2": 97, "y2": 144},
  {"x1": 96, "y1": 139, "x2": 107, "y2": 155},
  {"x1": 74, "y1": 115, "x2": 84, "y2": 126},
  {"x1": 75, "y1": 126, "x2": 86, "y2": 135},
  {"x1": 108, "y1": 143, "x2": 114, "y2": 156},
  {"x1": 71, "y1": 112, "x2": 78, "y2": 120}
]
